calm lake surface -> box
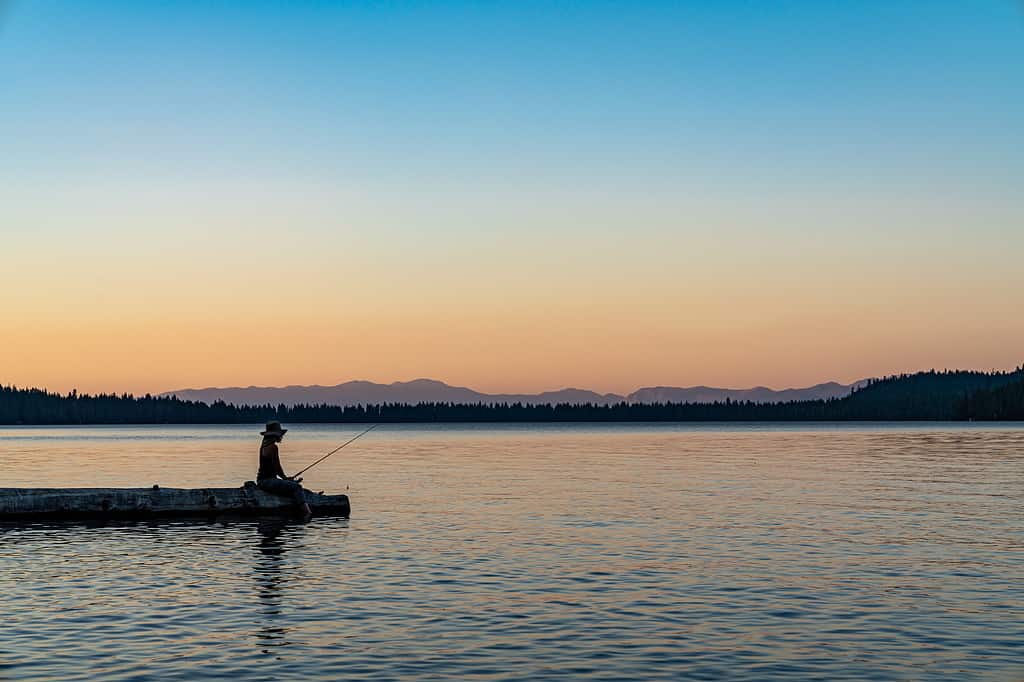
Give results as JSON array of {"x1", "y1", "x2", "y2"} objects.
[{"x1": 2, "y1": 423, "x2": 1022, "y2": 681}]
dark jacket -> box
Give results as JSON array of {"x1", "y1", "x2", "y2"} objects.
[{"x1": 257, "y1": 440, "x2": 287, "y2": 481}]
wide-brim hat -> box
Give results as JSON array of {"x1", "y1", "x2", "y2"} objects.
[{"x1": 260, "y1": 420, "x2": 288, "y2": 437}]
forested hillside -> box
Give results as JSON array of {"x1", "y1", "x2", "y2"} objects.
[{"x1": 1, "y1": 368, "x2": 1021, "y2": 424}]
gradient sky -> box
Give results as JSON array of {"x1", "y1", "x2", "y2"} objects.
[{"x1": 2, "y1": 1, "x2": 1022, "y2": 395}]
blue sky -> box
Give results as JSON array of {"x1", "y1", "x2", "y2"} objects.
[
  {"x1": 4, "y1": 1, "x2": 1021, "y2": 188},
  {"x1": 1, "y1": 1, "x2": 1022, "y2": 393}
]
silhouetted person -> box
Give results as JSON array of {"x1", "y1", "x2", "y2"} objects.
[{"x1": 257, "y1": 421, "x2": 312, "y2": 520}]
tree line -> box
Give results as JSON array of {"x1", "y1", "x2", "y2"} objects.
[{"x1": 0, "y1": 367, "x2": 1021, "y2": 425}]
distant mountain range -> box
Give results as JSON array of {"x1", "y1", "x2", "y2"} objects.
[
  {"x1": 6, "y1": 368, "x2": 1022, "y2": 424},
  {"x1": 161, "y1": 378, "x2": 867, "y2": 407}
]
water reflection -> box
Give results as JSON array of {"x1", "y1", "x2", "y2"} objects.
[
  {"x1": 2, "y1": 426, "x2": 1022, "y2": 681},
  {"x1": 253, "y1": 519, "x2": 304, "y2": 658}
]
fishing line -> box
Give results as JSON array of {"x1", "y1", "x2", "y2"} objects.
[{"x1": 292, "y1": 424, "x2": 378, "y2": 478}]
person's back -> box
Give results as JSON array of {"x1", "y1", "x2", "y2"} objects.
[{"x1": 257, "y1": 440, "x2": 286, "y2": 481}]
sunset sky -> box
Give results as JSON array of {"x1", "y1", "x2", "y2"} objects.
[{"x1": 2, "y1": 1, "x2": 1022, "y2": 396}]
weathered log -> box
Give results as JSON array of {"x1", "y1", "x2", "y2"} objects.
[{"x1": 0, "y1": 482, "x2": 350, "y2": 520}]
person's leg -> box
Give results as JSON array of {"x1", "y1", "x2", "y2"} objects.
[
  {"x1": 257, "y1": 477, "x2": 289, "y2": 496},
  {"x1": 284, "y1": 480, "x2": 313, "y2": 519},
  {"x1": 258, "y1": 478, "x2": 312, "y2": 518}
]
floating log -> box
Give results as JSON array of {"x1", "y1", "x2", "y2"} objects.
[{"x1": 0, "y1": 482, "x2": 350, "y2": 520}]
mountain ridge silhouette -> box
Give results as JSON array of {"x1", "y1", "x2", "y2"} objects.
[{"x1": 161, "y1": 378, "x2": 866, "y2": 407}]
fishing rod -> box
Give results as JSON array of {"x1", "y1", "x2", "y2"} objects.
[{"x1": 292, "y1": 424, "x2": 378, "y2": 478}]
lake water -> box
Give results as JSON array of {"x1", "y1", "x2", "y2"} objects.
[{"x1": 2, "y1": 423, "x2": 1022, "y2": 680}]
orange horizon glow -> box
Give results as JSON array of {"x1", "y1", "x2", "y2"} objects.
[
  {"x1": 5, "y1": 187, "x2": 1023, "y2": 397},
  {"x1": 4, "y1": 292, "x2": 1022, "y2": 397},
  {"x1": 5, "y1": 188, "x2": 1022, "y2": 397}
]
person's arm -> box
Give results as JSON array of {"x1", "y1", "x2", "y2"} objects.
[
  {"x1": 270, "y1": 443, "x2": 302, "y2": 482},
  {"x1": 269, "y1": 443, "x2": 288, "y2": 479}
]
